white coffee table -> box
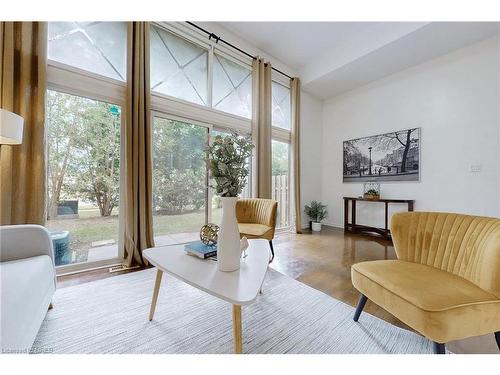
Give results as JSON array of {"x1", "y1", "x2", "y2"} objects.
[{"x1": 143, "y1": 239, "x2": 270, "y2": 354}]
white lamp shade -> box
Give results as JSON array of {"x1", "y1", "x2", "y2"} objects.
[{"x1": 0, "y1": 109, "x2": 24, "y2": 145}]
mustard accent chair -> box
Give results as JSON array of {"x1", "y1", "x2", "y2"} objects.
[
  {"x1": 236, "y1": 198, "x2": 278, "y2": 262},
  {"x1": 351, "y1": 212, "x2": 500, "y2": 354}
]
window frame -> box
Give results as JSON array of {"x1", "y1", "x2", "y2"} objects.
[
  {"x1": 151, "y1": 111, "x2": 213, "y2": 236},
  {"x1": 271, "y1": 74, "x2": 292, "y2": 143},
  {"x1": 47, "y1": 25, "x2": 129, "y2": 276},
  {"x1": 150, "y1": 22, "x2": 211, "y2": 107},
  {"x1": 151, "y1": 23, "x2": 255, "y2": 201},
  {"x1": 271, "y1": 139, "x2": 292, "y2": 231},
  {"x1": 211, "y1": 51, "x2": 253, "y2": 119},
  {"x1": 45, "y1": 85, "x2": 127, "y2": 275},
  {"x1": 150, "y1": 109, "x2": 254, "y2": 233},
  {"x1": 271, "y1": 73, "x2": 292, "y2": 230},
  {"x1": 47, "y1": 22, "x2": 128, "y2": 84},
  {"x1": 152, "y1": 22, "x2": 254, "y2": 128}
]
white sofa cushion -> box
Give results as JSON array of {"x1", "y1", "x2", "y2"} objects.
[{"x1": 1, "y1": 255, "x2": 56, "y2": 352}]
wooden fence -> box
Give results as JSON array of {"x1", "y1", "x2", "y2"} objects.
[{"x1": 272, "y1": 174, "x2": 289, "y2": 228}]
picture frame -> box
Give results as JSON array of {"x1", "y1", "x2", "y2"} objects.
[{"x1": 343, "y1": 128, "x2": 421, "y2": 183}]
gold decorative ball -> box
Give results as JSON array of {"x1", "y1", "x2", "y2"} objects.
[{"x1": 200, "y1": 223, "x2": 219, "y2": 246}]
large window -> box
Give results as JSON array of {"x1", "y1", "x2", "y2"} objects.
[
  {"x1": 149, "y1": 24, "x2": 254, "y2": 241},
  {"x1": 45, "y1": 90, "x2": 121, "y2": 266},
  {"x1": 46, "y1": 21, "x2": 277, "y2": 271},
  {"x1": 152, "y1": 122, "x2": 253, "y2": 243},
  {"x1": 150, "y1": 24, "x2": 252, "y2": 121},
  {"x1": 48, "y1": 22, "x2": 127, "y2": 81},
  {"x1": 47, "y1": 21, "x2": 127, "y2": 273},
  {"x1": 272, "y1": 140, "x2": 290, "y2": 228},
  {"x1": 150, "y1": 25, "x2": 208, "y2": 105},
  {"x1": 213, "y1": 54, "x2": 252, "y2": 118},
  {"x1": 272, "y1": 81, "x2": 291, "y2": 130},
  {"x1": 271, "y1": 78, "x2": 292, "y2": 229},
  {"x1": 152, "y1": 117, "x2": 209, "y2": 245}
]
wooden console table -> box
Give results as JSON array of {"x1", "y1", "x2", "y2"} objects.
[{"x1": 343, "y1": 197, "x2": 414, "y2": 240}]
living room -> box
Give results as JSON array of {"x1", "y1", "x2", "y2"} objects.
[{"x1": 1, "y1": 0, "x2": 499, "y2": 373}]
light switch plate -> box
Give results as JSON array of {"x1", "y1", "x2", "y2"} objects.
[{"x1": 470, "y1": 164, "x2": 482, "y2": 173}]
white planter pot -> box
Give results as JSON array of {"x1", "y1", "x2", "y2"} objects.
[
  {"x1": 311, "y1": 222, "x2": 322, "y2": 232},
  {"x1": 217, "y1": 197, "x2": 241, "y2": 272}
]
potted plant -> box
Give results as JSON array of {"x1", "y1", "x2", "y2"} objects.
[
  {"x1": 363, "y1": 182, "x2": 380, "y2": 200},
  {"x1": 364, "y1": 188, "x2": 380, "y2": 200},
  {"x1": 206, "y1": 131, "x2": 254, "y2": 272},
  {"x1": 304, "y1": 201, "x2": 328, "y2": 232}
]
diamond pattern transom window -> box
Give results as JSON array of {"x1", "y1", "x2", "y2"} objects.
[
  {"x1": 213, "y1": 53, "x2": 252, "y2": 119},
  {"x1": 272, "y1": 81, "x2": 291, "y2": 129},
  {"x1": 48, "y1": 22, "x2": 127, "y2": 81},
  {"x1": 150, "y1": 25, "x2": 208, "y2": 106}
]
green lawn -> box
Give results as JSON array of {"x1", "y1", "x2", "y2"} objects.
[{"x1": 47, "y1": 207, "x2": 223, "y2": 253}]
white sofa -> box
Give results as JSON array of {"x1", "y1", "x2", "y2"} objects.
[{"x1": 1, "y1": 225, "x2": 56, "y2": 353}]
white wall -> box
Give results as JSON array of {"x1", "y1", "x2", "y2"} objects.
[
  {"x1": 300, "y1": 91, "x2": 324, "y2": 228},
  {"x1": 321, "y1": 36, "x2": 500, "y2": 229}
]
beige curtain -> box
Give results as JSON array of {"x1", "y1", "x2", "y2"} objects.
[
  {"x1": 252, "y1": 58, "x2": 272, "y2": 199},
  {"x1": 0, "y1": 22, "x2": 47, "y2": 225},
  {"x1": 290, "y1": 77, "x2": 302, "y2": 233},
  {"x1": 123, "y1": 22, "x2": 155, "y2": 267}
]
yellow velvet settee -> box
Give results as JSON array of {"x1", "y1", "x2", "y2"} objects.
[
  {"x1": 236, "y1": 198, "x2": 278, "y2": 262},
  {"x1": 351, "y1": 211, "x2": 500, "y2": 354}
]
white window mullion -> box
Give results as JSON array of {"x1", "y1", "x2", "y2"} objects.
[
  {"x1": 47, "y1": 63, "x2": 127, "y2": 104},
  {"x1": 207, "y1": 45, "x2": 214, "y2": 108},
  {"x1": 271, "y1": 127, "x2": 292, "y2": 143}
]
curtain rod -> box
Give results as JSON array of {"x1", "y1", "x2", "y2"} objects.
[{"x1": 185, "y1": 21, "x2": 293, "y2": 80}]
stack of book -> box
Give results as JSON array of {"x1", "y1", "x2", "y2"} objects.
[{"x1": 184, "y1": 241, "x2": 217, "y2": 259}]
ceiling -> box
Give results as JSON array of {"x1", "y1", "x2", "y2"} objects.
[{"x1": 218, "y1": 22, "x2": 500, "y2": 99}]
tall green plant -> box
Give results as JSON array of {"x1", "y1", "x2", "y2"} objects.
[
  {"x1": 304, "y1": 201, "x2": 328, "y2": 222},
  {"x1": 205, "y1": 131, "x2": 254, "y2": 197}
]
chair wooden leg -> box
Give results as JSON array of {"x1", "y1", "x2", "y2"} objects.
[
  {"x1": 433, "y1": 342, "x2": 446, "y2": 354},
  {"x1": 268, "y1": 240, "x2": 275, "y2": 263},
  {"x1": 495, "y1": 331, "x2": 500, "y2": 351},
  {"x1": 353, "y1": 294, "x2": 367, "y2": 322}
]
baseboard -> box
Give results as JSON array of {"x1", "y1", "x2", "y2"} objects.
[
  {"x1": 322, "y1": 223, "x2": 344, "y2": 232},
  {"x1": 300, "y1": 223, "x2": 344, "y2": 232}
]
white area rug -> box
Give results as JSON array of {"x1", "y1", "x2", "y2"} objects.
[{"x1": 34, "y1": 267, "x2": 434, "y2": 354}]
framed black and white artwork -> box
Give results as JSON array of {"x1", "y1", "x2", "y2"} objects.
[{"x1": 343, "y1": 128, "x2": 420, "y2": 182}]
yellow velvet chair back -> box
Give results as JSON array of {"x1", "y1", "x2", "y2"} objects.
[
  {"x1": 236, "y1": 198, "x2": 277, "y2": 232},
  {"x1": 391, "y1": 212, "x2": 500, "y2": 297}
]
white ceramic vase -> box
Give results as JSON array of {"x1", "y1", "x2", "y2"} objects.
[{"x1": 217, "y1": 197, "x2": 241, "y2": 272}]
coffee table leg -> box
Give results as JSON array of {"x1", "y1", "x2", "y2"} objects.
[
  {"x1": 149, "y1": 269, "x2": 163, "y2": 321},
  {"x1": 232, "y1": 305, "x2": 242, "y2": 354}
]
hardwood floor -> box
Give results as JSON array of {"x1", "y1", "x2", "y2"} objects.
[
  {"x1": 57, "y1": 265, "x2": 145, "y2": 288},
  {"x1": 57, "y1": 227, "x2": 407, "y2": 329},
  {"x1": 272, "y1": 227, "x2": 409, "y2": 330}
]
